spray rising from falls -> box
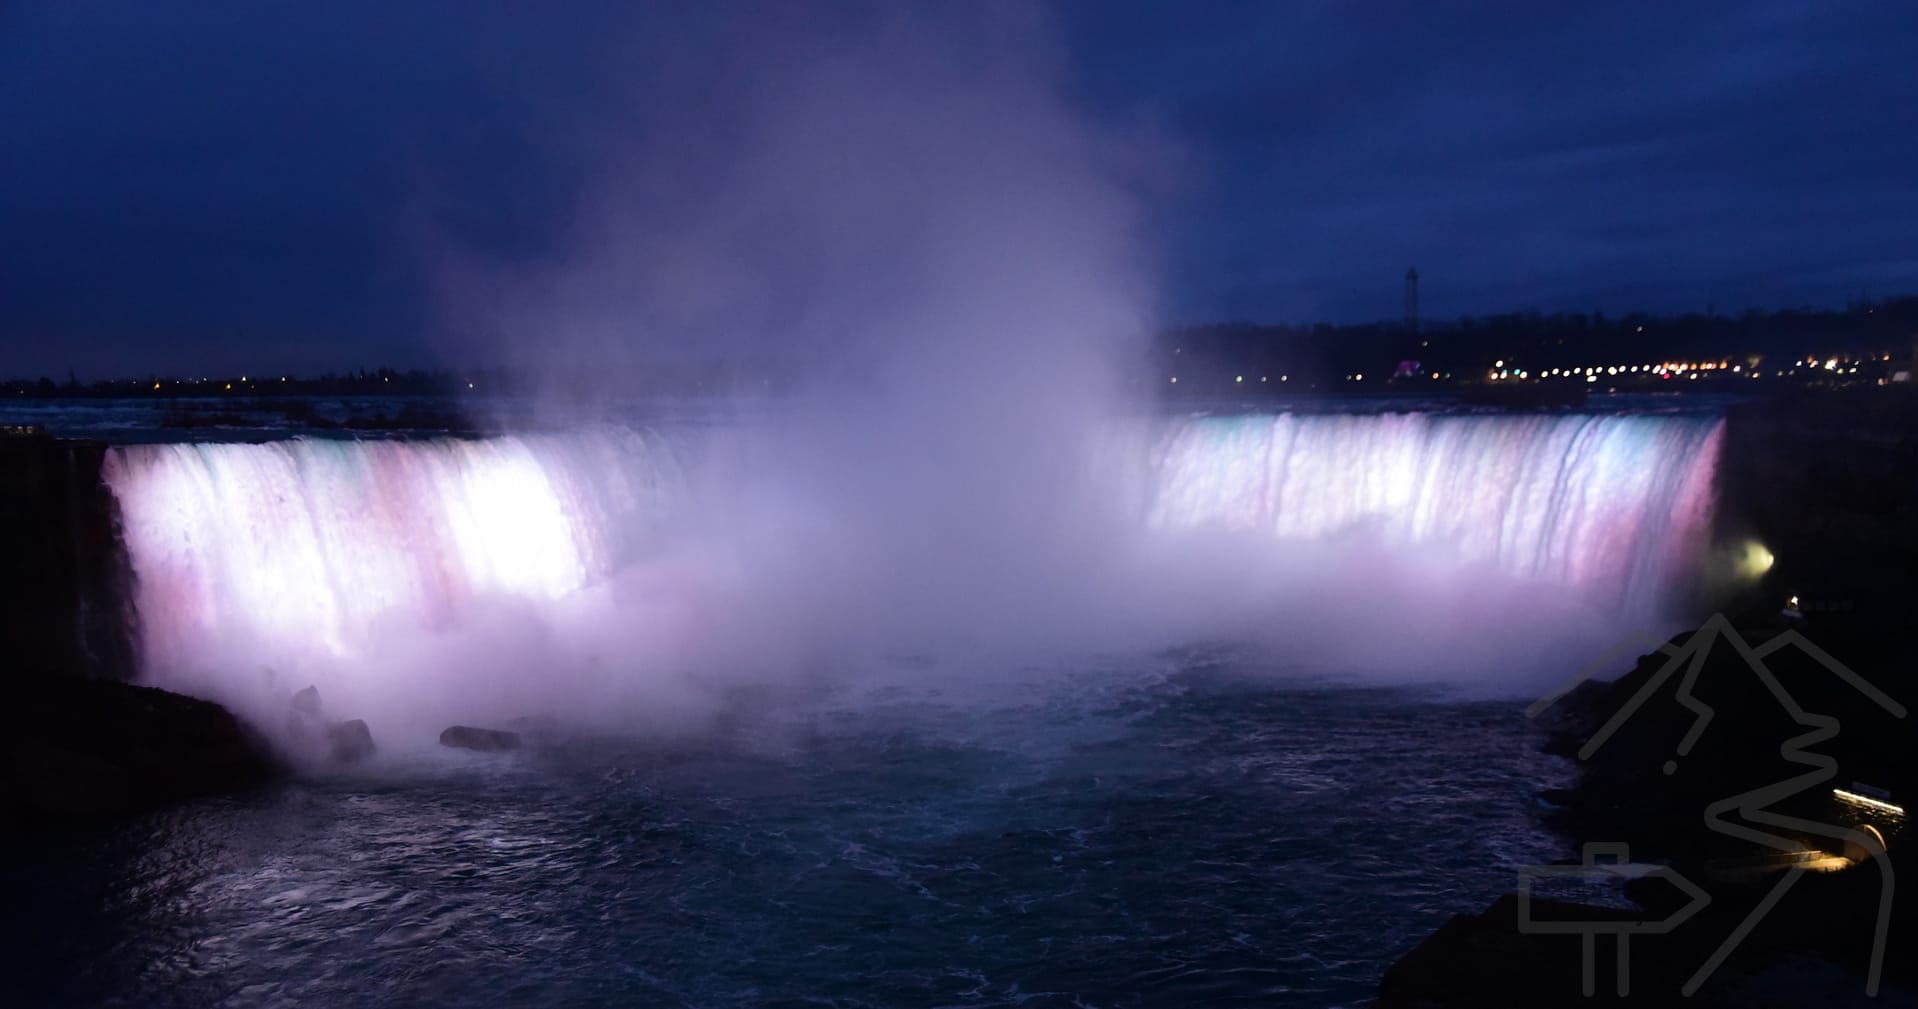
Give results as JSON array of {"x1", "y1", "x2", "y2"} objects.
[{"x1": 100, "y1": 411, "x2": 1722, "y2": 724}]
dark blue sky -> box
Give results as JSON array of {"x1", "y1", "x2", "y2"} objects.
[{"x1": 3, "y1": 1, "x2": 1915, "y2": 376}]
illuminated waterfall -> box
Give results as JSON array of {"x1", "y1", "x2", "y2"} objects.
[
  {"x1": 1147, "y1": 413, "x2": 1722, "y2": 610},
  {"x1": 104, "y1": 429, "x2": 685, "y2": 672},
  {"x1": 102, "y1": 413, "x2": 1722, "y2": 685}
]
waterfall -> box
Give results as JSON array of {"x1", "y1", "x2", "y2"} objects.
[
  {"x1": 103, "y1": 429, "x2": 685, "y2": 673},
  {"x1": 1146, "y1": 413, "x2": 1722, "y2": 611},
  {"x1": 100, "y1": 412, "x2": 1722, "y2": 689}
]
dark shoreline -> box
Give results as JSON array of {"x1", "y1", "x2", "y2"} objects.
[{"x1": 1377, "y1": 605, "x2": 1914, "y2": 1005}]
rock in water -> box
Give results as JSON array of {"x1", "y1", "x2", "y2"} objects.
[
  {"x1": 326, "y1": 719, "x2": 376, "y2": 763},
  {"x1": 439, "y1": 725, "x2": 521, "y2": 752},
  {"x1": 290, "y1": 685, "x2": 322, "y2": 716}
]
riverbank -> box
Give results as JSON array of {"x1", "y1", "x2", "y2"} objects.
[
  {"x1": 3, "y1": 676, "x2": 277, "y2": 822},
  {"x1": 1375, "y1": 606, "x2": 1914, "y2": 1006}
]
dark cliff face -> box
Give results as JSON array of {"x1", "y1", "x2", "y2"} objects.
[
  {"x1": 3, "y1": 676, "x2": 277, "y2": 821},
  {"x1": 0, "y1": 431, "x2": 138, "y2": 681}
]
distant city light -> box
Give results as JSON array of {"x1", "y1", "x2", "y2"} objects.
[
  {"x1": 1170, "y1": 376, "x2": 1178, "y2": 383},
  {"x1": 1235, "y1": 375, "x2": 1243, "y2": 383}
]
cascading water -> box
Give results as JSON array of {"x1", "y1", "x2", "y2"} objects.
[
  {"x1": 99, "y1": 411, "x2": 1723, "y2": 718},
  {"x1": 1147, "y1": 413, "x2": 1723, "y2": 612},
  {"x1": 103, "y1": 428, "x2": 686, "y2": 675}
]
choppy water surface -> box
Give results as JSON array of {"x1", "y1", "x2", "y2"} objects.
[{"x1": 6, "y1": 661, "x2": 1566, "y2": 1008}]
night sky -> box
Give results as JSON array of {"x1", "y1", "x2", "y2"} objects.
[{"x1": 3, "y1": 1, "x2": 1915, "y2": 376}]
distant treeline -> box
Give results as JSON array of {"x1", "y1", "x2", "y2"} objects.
[
  {"x1": 0, "y1": 364, "x2": 797, "y2": 400},
  {"x1": 7, "y1": 298, "x2": 1917, "y2": 397},
  {"x1": 1157, "y1": 297, "x2": 1918, "y2": 390}
]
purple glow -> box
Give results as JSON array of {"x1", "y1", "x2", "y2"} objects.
[{"x1": 101, "y1": 412, "x2": 1722, "y2": 743}]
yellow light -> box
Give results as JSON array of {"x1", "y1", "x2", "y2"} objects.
[
  {"x1": 1733, "y1": 540, "x2": 1773, "y2": 579},
  {"x1": 1235, "y1": 375, "x2": 1243, "y2": 383},
  {"x1": 224, "y1": 383, "x2": 231, "y2": 391},
  {"x1": 152, "y1": 382, "x2": 160, "y2": 390},
  {"x1": 1834, "y1": 789, "x2": 1905, "y2": 816},
  {"x1": 1355, "y1": 373, "x2": 1363, "y2": 381}
]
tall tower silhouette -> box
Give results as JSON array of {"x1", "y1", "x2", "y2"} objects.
[{"x1": 1404, "y1": 267, "x2": 1420, "y2": 335}]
